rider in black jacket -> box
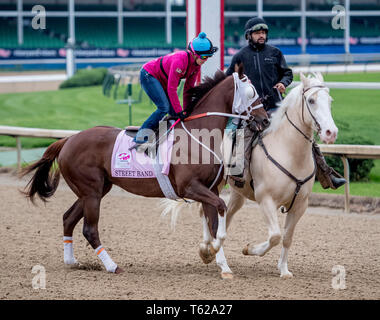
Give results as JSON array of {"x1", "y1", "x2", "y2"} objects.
[
  {"x1": 226, "y1": 17, "x2": 293, "y2": 114},
  {"x1": 226, "y1": 17, "x2": 346, "y2": 190}
]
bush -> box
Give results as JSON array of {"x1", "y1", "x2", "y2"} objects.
[
  {"x1": 59, "y1": 67, "x2": 108, "y2": 89},
  {"x1": 325, "y1": 134, "x2": 375, "y2": 182}
]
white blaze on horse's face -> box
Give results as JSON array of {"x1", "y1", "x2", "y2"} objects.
[
  {"x1": 301, "y1": 73, "x2": 338, "y2": 144},
  {"x1": 313, "y1": 89, "x2": 338, "y2": 144}
]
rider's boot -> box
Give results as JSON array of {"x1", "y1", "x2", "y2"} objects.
[
  {"x1": 229, "y1": 127, "x2": 257, "y2": 188},
  {"x1": 312, "y1": 142, "x2": 346, "y2": 189}
]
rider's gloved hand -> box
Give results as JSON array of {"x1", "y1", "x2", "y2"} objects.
[{"x1": 176, "y1": 110, "x2": 188, "y2": 121}]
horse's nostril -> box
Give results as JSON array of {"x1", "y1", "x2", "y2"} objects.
[
  {"x1": 326, "y1": 130, "x2": 331, "y2": 136},
  {"x1": 263, "y1": 119, "x2": 270, "y2": 127}
]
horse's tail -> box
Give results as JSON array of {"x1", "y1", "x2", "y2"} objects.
[
  {"x1": 20, "y1": 138, "x2": 68, "y2": 204},
  {"x1": 160, "y1": 199, "x2": 201, "y2": 231}
]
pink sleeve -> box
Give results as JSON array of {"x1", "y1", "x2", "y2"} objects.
[{"x1": 166, "y1": 59, "x2": 186, "y2": 113}]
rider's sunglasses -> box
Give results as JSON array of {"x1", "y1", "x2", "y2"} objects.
[{"x1": 199, "y1": 55, "x2": 209, "y2": 60}]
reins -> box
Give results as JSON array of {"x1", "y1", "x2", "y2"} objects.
[{"x1": 184, "y1": 104, "x2": 264, "y2": 122}]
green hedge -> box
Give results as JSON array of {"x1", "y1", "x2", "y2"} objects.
[
  {"x1": 59, "y1": 67, "x2": 108, "y2": 89},
  {"x1": 325, "y1": 134, "x2": 375, "y2": 182}
]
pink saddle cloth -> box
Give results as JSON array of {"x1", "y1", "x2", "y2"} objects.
[{"x1": 111, "y1": 130, "x2": 174, "y2": 178}]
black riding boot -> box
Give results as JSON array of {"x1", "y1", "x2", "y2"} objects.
[
  {"x1": 312, "y1": 142, "x2": 346, "y2": 189},
  {"x1": 229, "y1": 127, "x2": 258, "y2": 188}
]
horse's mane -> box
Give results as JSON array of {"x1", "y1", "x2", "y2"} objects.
[
  {"x1": 186, "y1": 69, "x2": 228, "y2": 114},
  {"x1": 265, "y1": 82, "x2": 303, "y2": 134}
]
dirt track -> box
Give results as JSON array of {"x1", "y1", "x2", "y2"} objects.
[{"x1": 0, "y1": 172, "x2": 379, "y2": 300}]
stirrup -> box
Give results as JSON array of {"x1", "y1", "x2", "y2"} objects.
[{"x1": 330, "y1": 175, "x2": 347, "y2": 189}]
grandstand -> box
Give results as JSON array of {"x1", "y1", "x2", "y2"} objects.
[{"x1": 1, "y1": 0, "x2": 380, "y2": 69}]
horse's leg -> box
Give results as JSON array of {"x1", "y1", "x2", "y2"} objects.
[
  {"x1": 63, "y1": 199, "x2": 83, "y2": 266},
  {"x1": 62, "y1": 181, "x2": 112, "y2": 267},
  {"x1": 199, "y1": 201, "x2": 227, "y2": 257},
  {"x1": 185, "y1": 181, "x2": 227, "y2": 254},
  {"x1": 243, "y1": 196, "x2": 281, "y2": 256},
  {"x1": 199, "y1": 212, "x2": 215, "y2": 264},
  {"x1": 277, "y1": 201, "x2": 307, "y2": 278},
  {"x1": 215, "y1": 189, "x2": 246, "y2": 279},
  {"x1": 226, "y1": 187, "x2": 246, "y2": 229},
  {"x1": 82, "y1": 193, "x2": 122, "y2": 274}
]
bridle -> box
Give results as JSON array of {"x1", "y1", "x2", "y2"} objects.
[{"x1": 285, "y1": 84, "x2": 327, "y2": 144}]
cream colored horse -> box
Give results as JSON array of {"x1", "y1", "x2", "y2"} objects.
[
  {"x1": 162, "y1": 72, "x2": 338, "y2": 279},
  {"x1": 213, "y1": 72, "x2": 338, "y2": 279}
]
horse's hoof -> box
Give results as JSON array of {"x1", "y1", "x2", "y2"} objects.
[
  {"x1": 64, "y1": 261, "x2": 80, "y2": 269},
  {"x1": 280, "y1": 271, "x2": 293, "y2": 279},
  {"x1": 209, "y1": 245, "x2": 217, "y2": 256},
  {"x1": 242, "y1": 245, "x2": 249, "y2": 255},
  {"x1": 221, "y1": 272, "x2": 234, "y2": 280},
  {"x1": 115, "y1": 267, "x2": 124, "y2": 274},
  {"x1": 199, "y1": 248, "x2": 215, "y2": 264}
]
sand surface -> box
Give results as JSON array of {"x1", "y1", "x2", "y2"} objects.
[{"x1": 0, "y1": 172, "x2": 379, "y2": 300}]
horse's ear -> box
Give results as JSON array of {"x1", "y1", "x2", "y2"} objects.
[
  {"x1": 311, "y1": 71, "x2": 323, "y2": 83},
  {"x1": 300, "y1": 72, "x2": 308, "y2": 86},
  {"x1": 316, "y1": 72, "x2": 324, "y2": 83}
]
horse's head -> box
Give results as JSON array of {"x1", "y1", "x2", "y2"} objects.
[
  {"x1": 234, "y1": 63, "x2": 270, "y2": 131},
  {"x1": 300, "y1": 72, "x2": 338, "y2": 144}
]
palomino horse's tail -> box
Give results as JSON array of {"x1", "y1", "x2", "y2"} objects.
[
  {"x1": 160, "y1": 199, "x2": 202, "y2": 231},
  {"x1": 21, "y1": 138, "x2": 68, "y2": 203}
]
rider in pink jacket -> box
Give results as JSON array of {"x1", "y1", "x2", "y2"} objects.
[
  {"x1": 143, "y1": 50, "x2": 199, "y2": 114},
  {"x1": 132, "y1": 32, "x2": 218, "y2": 146}
]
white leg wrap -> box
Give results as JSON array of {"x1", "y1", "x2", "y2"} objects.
[
  {"x1": 95, "y1": 245, "x2": 118, "y2": 273},
  {"x1": 63, "y1": 236, "x2": 78, "y2": 265},
  {"x1": 216, "y1": 247, "x2": 232, "y2": 274}
]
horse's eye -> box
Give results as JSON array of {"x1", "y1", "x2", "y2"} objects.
[{"x1": 309, "y1": 98, "x2": 315, "y2": 104}]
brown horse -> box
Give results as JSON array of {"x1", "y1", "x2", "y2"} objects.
[{"x1": 21, "y1": 65, "x2": 269, "y2": 274}]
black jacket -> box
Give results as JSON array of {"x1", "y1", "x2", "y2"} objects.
[{"x1": 226, "y1": 43, "x2": 293, "y2": 107}]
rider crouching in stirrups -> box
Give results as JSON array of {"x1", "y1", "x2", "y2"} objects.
[{"x1": 130, "y1": 32, "x2": 218, "y2": 150}]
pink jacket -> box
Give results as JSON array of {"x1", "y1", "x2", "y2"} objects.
[{"x1": 142, "y1": 50, "x2": 201, "y2": 113}]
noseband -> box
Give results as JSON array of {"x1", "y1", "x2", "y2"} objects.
[{"x1": 285, "y1": 84, "x2": 327, "y2": 143}]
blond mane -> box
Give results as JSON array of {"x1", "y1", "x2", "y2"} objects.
[{"x1": 264, "y1": 83, "x2": 303, "y2": 134}]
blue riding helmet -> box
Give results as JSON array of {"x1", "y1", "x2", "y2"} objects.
[{"x1": 188, "y1": 32, "x2": 218, "y2": 58}]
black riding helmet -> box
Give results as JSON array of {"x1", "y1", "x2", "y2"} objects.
[{"x1": 244, "y1": 17, "x2": 269, "y2": 41}]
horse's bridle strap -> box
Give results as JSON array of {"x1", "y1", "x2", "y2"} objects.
[
  {"x1": 301, "y1": 85, "x2": 327, "y2": 134},
  {"x1": 258, "y1": 134, "x2": 316, "y2": 213},
  {"x1": 285, "y1": 111, "x2": 313, "y2": 144}
]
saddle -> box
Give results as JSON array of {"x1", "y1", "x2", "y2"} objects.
[
  {"x1": 124, "y1": 126, "x2": 140, "y2": 139},
  {"x1": 126, "y1": 116, "x2": 176, "y2": 156}
]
